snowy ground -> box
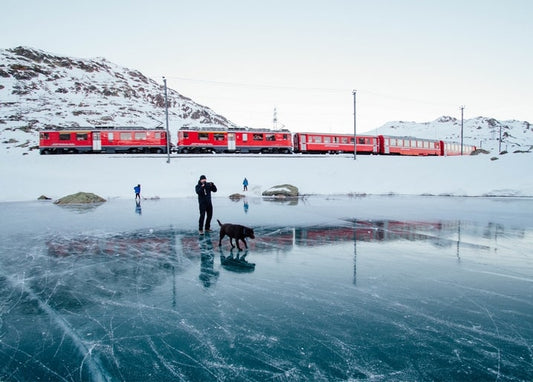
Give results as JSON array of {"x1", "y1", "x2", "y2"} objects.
[{"x1": 1, "y1": 150, "x2": 533, "y2": 202}]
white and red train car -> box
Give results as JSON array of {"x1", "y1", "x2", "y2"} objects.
[
  {"x1": 177, "y1": 127, "x2": 293, "y2": 153},
  {"x1": 293, "y1": 132, "x2": 379, "y2": 154},
  {"x1": 294, "y1": 132, "x2": 476, "y2": 156},
  {"x1": 39, "y1": 127, "x2": 168, "y2": 154}
]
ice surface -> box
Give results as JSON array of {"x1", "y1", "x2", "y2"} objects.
[{"x1": 1, "y1": 196, "x2": 532, "y2": 381}]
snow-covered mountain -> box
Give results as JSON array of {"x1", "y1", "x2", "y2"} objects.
[
  {"x1": 0, "y1": 46, "x2": 238, "y2": 153},
  {"x1": 367, "y1": 116, "x2": 532, "y2": 153}
]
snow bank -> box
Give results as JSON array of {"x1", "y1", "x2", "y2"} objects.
[{"x1": 1, "y1": 151, "x2": 532, "y2": 202}]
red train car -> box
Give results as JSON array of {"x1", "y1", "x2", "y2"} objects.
[
  {"x1": 177, "y1": 127, "x2": 293, "y2": 153},
  {"x1": 293, "y1": 132, "x2": 379, "y2": 154},
  {"x1": 378, "y1": 135, "x2": 442, "y2": 156},
  {"x1": 39, "y1": 127, "x2": 168, "y2": 154},
  {"x1": 441, "y1": 141, "x2": 477, "y2": 156}
]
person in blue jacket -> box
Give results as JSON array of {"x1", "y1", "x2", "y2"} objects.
[
  {"x1": 243, "y1": 177, "x2": 248, "y2": 191},
  {"x1": 195, "y1": 175, "x2": 217, "y2": 234},
  {"x1": 134, "y1": 184, "x2": 141, "y2": 201}
]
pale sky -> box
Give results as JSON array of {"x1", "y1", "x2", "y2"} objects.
[{"x1": 2, "y1": 0, "x2": 532, "y2": 132}]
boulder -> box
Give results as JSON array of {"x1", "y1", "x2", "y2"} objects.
[
  {"x1": 229, "y1": 193, "x2": 246, "y2": 201},
  {"x1": 262, "y1": 184, "x2": 299, "y2": 197},
  {"x1": 54, "y1": 192, "x2": 106, "y2": 205},
  {"x1": 37, "y1": 195, "x2": 52, "y2": 200}
]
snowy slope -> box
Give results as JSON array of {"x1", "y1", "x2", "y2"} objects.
[
  {"x1": 0, "y1": 46, "x2": 238, "y2": 153},
  {"x1": 1, "y1": 152, "x2": 532, "y2": 202},
  {"x1": 367, "y1": 116, "x2": 533, "y2": 153}
]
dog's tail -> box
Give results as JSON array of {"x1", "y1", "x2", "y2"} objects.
[{"x1": 217, "y1": 219, "x2": 222, "y2": 226}]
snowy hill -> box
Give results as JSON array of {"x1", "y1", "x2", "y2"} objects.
[
  {"x1": 0, "y1": 46, "x2": 238, "y2": 153},
  {"x1": 367, "y1": 116, "x2": 532, "y2": 153}
]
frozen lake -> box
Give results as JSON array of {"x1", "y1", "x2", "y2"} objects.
[{"x1": 1, "y1": 196, "x2": 532, "y2": 381}]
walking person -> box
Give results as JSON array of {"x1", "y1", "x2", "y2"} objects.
[
  {"x1": 243, "y1": 177, "x2": 248, "y2": 191},
  {"x1": 134, "y1": 184, "x2": 141, "y2": 201},
  {"x1": 195, "y1": 175, "x2": 217, "y2": 234}
]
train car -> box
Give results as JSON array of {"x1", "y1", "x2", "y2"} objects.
[
  {"x1": 378, "y1": 135, "x2": 442, "y2": 156},
  {"x1": 440, "y1": 141, "x2": 477, "y2": 156},
  {"x1": 177, "y1": 127, "x2": 293, "y2": 153},
  {"x1": 293, "y1": 132, "x2": 379, "y2": 154},
  {"x1": 39, "y1": 127, "x2": 168, "y2": 154}
]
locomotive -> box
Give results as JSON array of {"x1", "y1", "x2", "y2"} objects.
[
  {"x1": 39, "y1": 125, "x2": 476, "y2": 156},
  {"x1": 39, "y1": 126, "x2": 169, "y2": 154}
]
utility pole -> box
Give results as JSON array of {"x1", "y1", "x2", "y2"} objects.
[
  {"x1": 163, "y1": 77, "x2": 170, "y2": 163},
  {"x1": 353, "y1": 90, "x2": 357, "y2": 160},
  {"x1": 499, "y1": 125, "x2": 502, "y2": 153},
  {"x1": 460, "y1": 105, "x2": 464, "y2": 155}
]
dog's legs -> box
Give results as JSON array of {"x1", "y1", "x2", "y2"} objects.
[
  {"x1": 219, "y1": 232, "x2": 225, "y2": 247},
  {"x1": 229, "y1": 237, "x2": 235, "y2": 248}
]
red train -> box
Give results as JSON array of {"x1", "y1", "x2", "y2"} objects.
[
  {"x1": 39, "y1": 127, "x2": 168, "y2": 154},
  {"x1": 39, "y1": 126, "x2": 476, "y2": 156},
  {"x1": 293, "y1": 132, "x2": 476, "y2": 156},
  {"x1": 177, "y1": 127, "x2": 292, "y2": 154}
]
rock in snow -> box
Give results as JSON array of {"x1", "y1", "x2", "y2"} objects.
[{"x1": 54, "y1": 192, "x2": 106, "y2": 205}]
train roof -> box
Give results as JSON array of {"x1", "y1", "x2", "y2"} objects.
[
  {"x1": 40, "y1": 126, "x2": 166, "y2": 131},
  {"x1": 179, "y1": 126, "x2": 291, "y2": 133}
]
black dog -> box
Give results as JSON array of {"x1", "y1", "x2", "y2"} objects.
[{"x1": 217, "y1": 219, "x2": 255, "y2": 250}]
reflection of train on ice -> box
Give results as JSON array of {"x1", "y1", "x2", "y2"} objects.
[{"x1": 39, "y1": 125, "x2": 476, "y2": 156}]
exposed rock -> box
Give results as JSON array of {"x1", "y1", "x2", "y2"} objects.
[
  {"x1": 262, "y1": 184, "x2": 299, "y2": 197},
  {"x1": 54, "y1": 192, "x2": 106, "y2": 204},
  {"x1": 229, "y1": 193, "x2": 246, "y2": 200},
  {"x1": 37, "y1": 195, "x2": 52, "y2": 200},
  {"x1": 471, "y1": 149, "x2": 490, "y2": 155}
]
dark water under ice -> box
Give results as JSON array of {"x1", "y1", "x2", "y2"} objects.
[{"x1": 0, "y1": 196, "x2": 532, "y2": 381}]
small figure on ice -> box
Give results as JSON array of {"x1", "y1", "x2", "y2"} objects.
[
  {"x1": 242, "y1": 177, "x2": 248, "y2": 191},
  {"x1": 134, "y1": 184, "x2": 141, "y2": 201}
]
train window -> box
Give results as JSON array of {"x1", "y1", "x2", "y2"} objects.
[
  {"x1": 120, "y1": 133, "x2": 132, "y2": 140},
  {"x1": 108, "y1": 133, "x2": 114, "y2": 141},
  {"x1": 266, "y1": 134, "x2": 276, "y2": 141},
  {"x1": 155, "y1": 132, "x2": 161, "y2": 139},
  {"x1": 199, "y1": 133, "x2": 209, "y2": 141},
  {"x1": 59, "y1": 133, "x2": 71, "y2": 141},
  {"x1": 424, "y1": 141, "x2": 429, "y2": 148},
  {"x1": 390, "y1": 138, "x2": 396, "y2": 146},
  {"x1": 358, "y1": 137, "x2": 365, "y2": 144},
  {"x1": 253, "y1": 134, "x2": 263, "y2": 141},
  {"x1": 242, "y1": 133, "x2": 248, "y2": 141},
  {"x1": 312, "y1": 136, "x2": 322, "y2": 143},
  {"x1": 76, "y1": 133, "x2": 88, "y2": 141},
  {"x1": 40, "y1": 133, "x2": 50, "y2": 140},
  {"x1": 350, "y1": 137, "x2": 354, "y2": 143},
  {"x1": 134, "y1": 132, "x2": 146, "y2": 140},
  {"x1": 341, "y1": 137, "x2": 348, "y2": 144},
  {"x1": 183, "y1": 132, "x2": 189, "y2": 139},
  {"x1": 214, "y1": 133, "x2": 225, "y2": 141},
  {"x1": 283, "y1": 134, "x2": 288, "y2": 140},
  {"x1": 324, "y1": 137, "x2": 331, "y2": 143},
  {"x1": 333, "y1": 137, "x2": 339, "y2": 143}
]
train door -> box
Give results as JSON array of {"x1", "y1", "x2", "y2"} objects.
[
  {"x1": 92, "y1": 131, "x2": 102, "y2": 151},
  {"x1": 373, "y1": 138, "x2": 378, "y2": 154},
  {"x1": 300, "y1": 134, "x2": 307, "y2": 151},
  {"x1": 227, "y1": 133, "x2": 236, "y2": 151}
]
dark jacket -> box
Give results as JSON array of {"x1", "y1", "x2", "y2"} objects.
[{"x1": 196, "y1": 181, "x2": 217, "y2": 204}]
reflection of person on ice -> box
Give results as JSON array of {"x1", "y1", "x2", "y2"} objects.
[
  {"x1": 243, "y1": 177, "x2": 248, "y2": 191},
  {"x1": 134, "y1": 184, "x2": 141, "y2": 201},
  {"x1": 195, "y1": 175, "x2": 217, "y2": 234}
]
